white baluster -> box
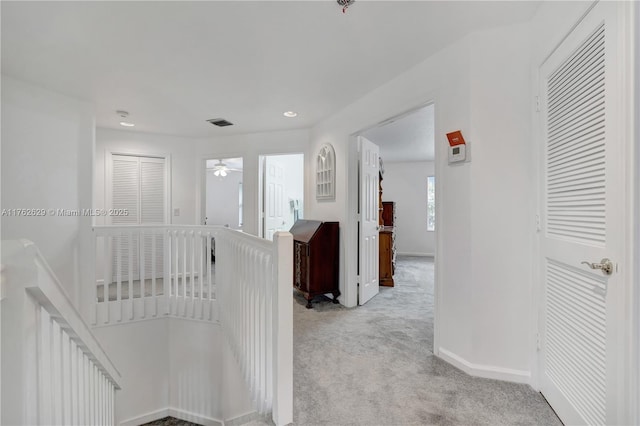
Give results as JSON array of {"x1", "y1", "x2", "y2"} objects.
[
  {"x1": 198, "y1": 230, "x2": 203, "y2": 316},
  {"x1": 128, "y1": 231, "x2": 134, "y2": 320},
  {"x1": 140, "y1": 229, "x2": 146, "y2": 319},
  {"x1": 39, "y1": 308, "x2": 52, "y2": 425},
  {"x1": 164, "y1": 230, "x2": 171, "y2": 315},
  {"x1": 152, "y1": 231, "x2": 157, "y2": 316},
  {"x1": 173, "y1": 230, "x2": 179, "y2": 315},
  {"x1": 207, "y1": 232, "x2": 213, "y2": 317},
  {"x1": 103, "y1": 235, "x2": 109, "y2": 324},
  {"x1": 116, "y1": 235, "x2": 122, "y2": 322},
  {"x1": 190, "y1": 230, "x2": 196, "y2": 317},
  {"x1": 52, "y1": 320, "x2": 63, "y2": 424},
  {"x1": 83, "y1": 354, "x2": 90, "y2": 425},
  {"x1": 77, "y1": 347, "x2": 84, "y2": 426},
  {"x1": 182, "y1": 230, "x2": 187, "y2": 317},
  {"x1": 70, "y1": 339, "x2": 78, "y2": 425}
]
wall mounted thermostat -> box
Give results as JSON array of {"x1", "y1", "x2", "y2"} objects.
[{"x1": 446, "y1": 130, "x2": 467, "y2": 163}]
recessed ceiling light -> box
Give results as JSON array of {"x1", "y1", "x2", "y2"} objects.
[
  {"x1": 119, "y1": 121, "x2": 135, "y2": 127},
  {"x1": 283, "y1": 111, "x2": 298, "y2": 118}
]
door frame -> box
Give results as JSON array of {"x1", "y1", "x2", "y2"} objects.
[
  {"x1": 532, "y1": 2, "x2": 638, "y2": 423},
  {"x1": 258, "y1": 152, "x2": 305, "y2": 239},
  {"x1": 197, "y1": 152, "x2": 244, "y2": 226},
  {"x1": 346, "y1": 99, "x2": 442, "y2": 351}
]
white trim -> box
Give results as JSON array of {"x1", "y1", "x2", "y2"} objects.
[
  {"x1": 344, "y1": 136, "x2": 359, "y2": 308},
  {"x1": 119, "y1": 407, "x2": 223, "y2": 426},
  {"x1": 224, "y1": 410, "x2": 259, "y2": 426},
  {"x1": 438, "y1": 347, "x2": 531, "y2": 385},
  {"x1": 633, "y1": 3, "x2": 640, "y2": 424},
  {"x1": 197, "y1": 153, "x2": 245, "y2": 227},
  {"x1": 170, "y1": 408, "x2": 223, "y2": 426},
  {"x1": 396, "y1": 252, "x2": 434, "y2": 257},
  {"x1": 119, "y1": 408, "x2": 170, "y2": 426},
  {"x1": 621, "y1": 1, "x2": 639, "y2": 423},
  {"x1": 348, "y1": 97, "x2": 442, "y2": 348}
]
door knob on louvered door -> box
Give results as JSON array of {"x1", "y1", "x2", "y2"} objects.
[{"x1": 581, "y1": 258, "x2": 614, "y2": 275}]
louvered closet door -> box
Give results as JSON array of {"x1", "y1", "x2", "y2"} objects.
[
  {"x1": 111, "y1": 155, "x2": 166, "y2": 283},
  {"x1": 538, "y1": 2, "x2": 624, "y2": 425},
  {"x1": 112, "y1": 155, "x2": 140, "y2": 282},
  {"x1": 140, "y1": 157, "x2": 166, "y2": 278}
]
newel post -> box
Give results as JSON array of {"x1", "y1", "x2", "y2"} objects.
[{"x1": 272, "y1": 231, "x2": 293, "y2": 426}]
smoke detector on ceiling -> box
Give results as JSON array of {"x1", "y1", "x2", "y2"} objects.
[
  {"x1": 116, "y1": 110, "x2": 135, "y2": 127},
  {"x1": 337, "y1": 0, "x2": 354, "y2": 13}
]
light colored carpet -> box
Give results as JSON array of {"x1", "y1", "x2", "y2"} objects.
[
  {"x1": 291, "y1": 256, "x2": 562, "y2": 426},
  {"x1": 97, "y1": 264, "x2": 216, "y2": 302}
]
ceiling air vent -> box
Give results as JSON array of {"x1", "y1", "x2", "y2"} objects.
[{"x1": 207, "y1": 118, "x2": 233, "y2": 127}]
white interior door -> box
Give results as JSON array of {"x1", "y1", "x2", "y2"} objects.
[
  {"x1": 358, "y1": 136, "x2": 380, "y2": 305},
  {"x1": 538, "y1": 3, "x2": 626, "y2": 424},
  {"x1": 264, "y1": 158, "x2": 286, "y2": 241}
]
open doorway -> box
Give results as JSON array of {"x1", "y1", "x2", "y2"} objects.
[
  {"x1": 258, "y1": 153, "x2": 304, "y2": 241},
  {"x1": 205, "y1": 157, "x2": 244, "y2": 229},
  {"x1": 354, "y1": 102, "x2": 436, "y2": 305}
]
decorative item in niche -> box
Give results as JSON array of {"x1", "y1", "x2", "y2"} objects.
[{"x1": 316, "y1": 143, "x2": 335, "y2": 200}]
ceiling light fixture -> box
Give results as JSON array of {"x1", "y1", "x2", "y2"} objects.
[
  {"x1": 116, "y1": 110, "x2": 135, "y2": 127},
  {"x1": 283, "y1": 111, "x2": 298, "y2": 118}
]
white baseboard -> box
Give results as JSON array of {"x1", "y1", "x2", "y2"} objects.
[
  {"x1": 170, "y1": 407, "x2": 223, "y2": 426},
  {"x1": 397, "y1": 252, "x2": 434, "y2": 257},
  {"x1": 437, "y1": 347, "x2": 531, "y2": 384},
  {"x1": 225, "y1": 410, "x2": 263, "y2": 426},
  {"x1": 120, "y1": 408, "x2": 170, "y2": 426},
  {"x1": 119, "y1": 406, "x2": 246, "y2": 426}
]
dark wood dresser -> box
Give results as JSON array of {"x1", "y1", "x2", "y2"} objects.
[
  {"x1": 380, "y1": 202, "x2": 396, "y2": 287},
  {"x1": 290, "y1": 220, "x2": 340, "y2": 308}
]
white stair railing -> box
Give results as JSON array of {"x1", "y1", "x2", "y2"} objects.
[
  {"x1": 93, "y1": 225, "x2": 218, "y2": 325},
  {"x1": 217, "y1": 230, "x2": 293, "y2": 426},
  {"x1": 92, "y1": 225, "x2": 293, "y2": 425},
  {"x1": 1, "y1": 239, "x2": 122, "y2": 426}
]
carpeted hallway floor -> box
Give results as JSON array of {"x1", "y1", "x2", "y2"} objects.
[{"x1": 291, "y1": 255, "x2": 562, "y2": 426}]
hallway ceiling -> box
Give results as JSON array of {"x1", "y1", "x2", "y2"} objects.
[
  {"x1": 362, "y1": 104, "x2": 434, "y2": 163},
  {"x1": 1, "y1": 1, "x2": 540, "y2": 138}
]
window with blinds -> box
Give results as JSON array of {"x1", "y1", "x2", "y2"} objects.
[{"x1": 111, "y1": 154, "x2": 166, "y2": 283}]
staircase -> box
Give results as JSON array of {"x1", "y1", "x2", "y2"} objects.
[{"x1": 1, "y1": 226, "x2": 293, "y2": 426}]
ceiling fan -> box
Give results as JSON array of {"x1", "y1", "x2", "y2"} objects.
[{"x1": 208, "y1": 159, "x2": 241, "y2": 177}]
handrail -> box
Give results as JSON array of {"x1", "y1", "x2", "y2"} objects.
[
  {"x1": 93, "y1": 224, "x2": 225, "y2": 231},
  {"x1": 2, "y1": 239, "x2": 122, "y2": 425}
]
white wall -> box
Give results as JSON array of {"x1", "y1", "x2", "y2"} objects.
[
  {"x1": 94, "y1": 318, "x2": 253, "y2": 425},
  {"x1": 95, "y1": 127, "x2": 198, "y2": 226},
  {"x1": 308, "y1": 35, "x2": 474, "y2": 369},
  {"x1": 307, "y1": 20, "x2": 538, "y2": 379},
  {"x1": 195, "y1": 129, "x2": 309, "y2": 236},
  {"x1": 206, "y1": 169, "x2": 243, "y2": 229},
  {"x1": 381, "y1": 161, "x2": 435, "y2": 256},
  {"x1": 467, "y1": 22, "x2": 533, "y2": 377},
  {"x1": 93, "y1": 320, "x2": 171, "y2": 425},
  {"x1": 169, "y1": 319, "x2": 223, "y2": 422},
  {"x1": 1, "y1": 76, "x2": 94, "y2": 309}
]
